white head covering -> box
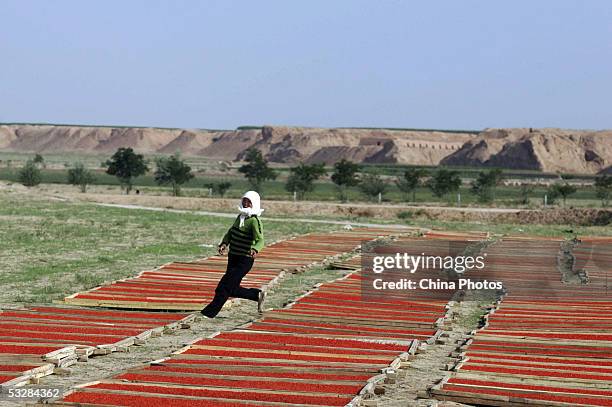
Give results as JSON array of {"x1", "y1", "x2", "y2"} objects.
[{"x1": 238, "y1": 190, "x2": 264, "y2": 227}]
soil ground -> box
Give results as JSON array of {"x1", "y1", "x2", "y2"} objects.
[
  {"x1": 50, "y1": 185, "x2": 611, "y2": 229},
  {"x1": 360, "y1": 291, "x2": 494, "y2": 407}
]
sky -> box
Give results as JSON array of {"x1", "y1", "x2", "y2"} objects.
[{"x1": 1, "y1": 1, "x2": 611, "y2": 130}]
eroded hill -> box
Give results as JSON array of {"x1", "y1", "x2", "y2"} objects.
[
  {"x1": 441, "y1": 128, "x2": 612, "y2": 174},
  {"x1": 1, "y1": 124, "x2": 610, "y2": 174}
]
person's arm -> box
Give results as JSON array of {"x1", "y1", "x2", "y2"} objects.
[
  {"x1": 220, "y1": 227, "x2": 231, "y2": 246},
  {"x1": 250, "y1": 217, "x2": 264, "y2": 255},
  {"x1": 219, "y1": 217, "x2": 236, "y2": 254}
]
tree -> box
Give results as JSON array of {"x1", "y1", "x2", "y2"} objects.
[
  {"x1": 238, "y1": 148, "x2": 277, "y2": 191},
  {"x1": 595, "y1": 175, "x2": 612, "y2": 207},
  {"x1": 105, "y1": 148, "x2": 149, "y2": 194},
  {"x1": 470, "y1": 169, "x2": 504, "y2": 203},
  {"x1": 518, "y1": 183, "x2": 534, "y2": 205},
  {"x1": 548, "y1": 182, "x2": 577, "y2": 207},
  {"x1": 68, "y1": 162, "x2": 96, "y2": 193},
  {"x1": 331, "y1": 159, "x2": 360, "y2": 202},
  {"x1": 18, "y1": 160, "x2": 42, "y2": 187},
  {"x1": 427, "y1": 168, "x2": 462, "y2": 199},
  {"x1": 359, "y1": 172, "x2": 387, "y2": 201},
  {"x1": 396, "y1": 167, "x2": 428, "y2": 202},
  {"x1": 546, "y1": 185, "x2": 559, "y2": 205},
  {"x1": 33, "y1": 154, "x2": 45, "y2": 168},
  {"x1": 285, "y1": 163, "x2": 326, "y2": 200},
  {"x1": 205, "y1": 181, "x2": 232, "y2": 197},
  {"x1": 154, "y1": 154, "x2": 194, "y2": 196}
]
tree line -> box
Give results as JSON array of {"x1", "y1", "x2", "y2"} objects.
[
  {"x1": 14, "y1": 147, "x2": 612, "y2": 207},
  {"x1": 242, "y1": 150, "x2": 607, "y2": 207}
]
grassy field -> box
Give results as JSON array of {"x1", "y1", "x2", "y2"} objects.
[
  {"x1": 0, "y1": 151, "x2": 604, "y2": 208},
  {"x1": 0, "y1": 192, "x2": 338, "y2": 305},
  {"x1": 0, "y1": 152, "x2": 224, "y2": 172},
  {"x1": 0, "y1": 166, "x2": 604, "y2": 208},
  {"x1": 1, "y1": 187, "x2": 610, "y2": 306}
]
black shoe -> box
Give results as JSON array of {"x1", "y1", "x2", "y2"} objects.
[
  {"x1": 200, "y1": 310, "x2": 214, "y2": 319},
  {"x1": 257, "y1": 290, "x2": 266, "y2": 313}
]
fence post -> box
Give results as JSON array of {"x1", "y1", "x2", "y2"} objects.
[{"x1": 378, "y1": 192, "x2": 382, "y2": 204}]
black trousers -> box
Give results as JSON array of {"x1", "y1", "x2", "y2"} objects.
[{"x1": 201, "y1": 253, "x2": 260, "y2": 318}]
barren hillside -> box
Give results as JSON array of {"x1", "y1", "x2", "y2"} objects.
[
  {"x1": 441, "y1": 128, "x2": 612, "y2": 174},
  {"x1": 0, "y1": 124, "x2": 610, "y2": 174}
]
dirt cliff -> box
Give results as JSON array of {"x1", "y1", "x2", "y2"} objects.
[
  {"x1": 0, "y1": 124, "x2": 610, "y2": 173},
  {"x1": 0, "y1": 124, "x2": 475, "y2": 165},
  {"x1": 441, "y1": 128, "x2": 612, "y2": 174}
]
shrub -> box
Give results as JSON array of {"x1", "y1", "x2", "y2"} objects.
[
  {"x1": 18, "y1": 160, "x2": 42, "y2": 187},
  {"x1": 331, "y1": 159, "x2": 360, "y2": 202},
  {"x1": 359, "y1": 173, "x2": 387, "y2": 201},
  {"x1": 67, "y1": 162, "x2": 96, "y2": 193},
  {"x1": 154, "y1": 154, "x2": 194, "y2": 196}
]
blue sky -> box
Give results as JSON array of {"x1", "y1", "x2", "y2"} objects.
[{"x1": 1, "y1": 1, "x2": 610, "y2": 130}]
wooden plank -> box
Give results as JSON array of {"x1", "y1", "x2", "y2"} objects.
[
  {"x1": 261, "y1": 311, "x2": 434, "y2": 329},
  {"x1": 453, "y1": 371, "x2": 612, "y2": 390},
  {"x1": 121, "y1": 368, "x2": 365, "y2": 385},
  {"x1": 94, "y1": 378, "x2": 360, "y2": 398},
  {"x1": 169, "y1": 353, "x2": 388, "y2": 370},
  {"x1": 187, "y1": 344, "x2": 392, "y2": 360}
]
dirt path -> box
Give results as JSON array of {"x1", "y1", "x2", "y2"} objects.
[
  {"x1": 39, "y1": 184, "x2": 523, "y2": 215},
  {"x1": 49, "y1": 189, "x2": 528, "y2": 224},
  {"x1": 361, "y1": 292, "x2": 489, "y2": 407},
  {"x1": 51, "y1": 187, "x2": 611, "y2": 226},
  {"x1": 81, "y1": 193, "x2": 523, "y2": 214},
  {"x1": 93, "y1": 202, "x2": 419, "y2": 229}
]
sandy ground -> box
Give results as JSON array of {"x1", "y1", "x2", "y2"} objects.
[
  {"x1": 11, "y1": 183, "x2": 610, "y2": 226},
  {"x1": 93, "y1": 202, "x2": 418, "y2": 230},
  {"x1": 67, "y1": 190, "x2": 523, "y2": 217},
  {"x1": 360, "y1": 294, "x2": 490, "y2": 407},
  {"x1": 62, "y1": 191, "x2": 611, "y2": 226}
]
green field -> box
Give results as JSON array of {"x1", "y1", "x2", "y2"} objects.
[
  {"x1": 0, "y1": 167, "x2": 602, "y2": 207},
  {"x1": 0, "y1": 192, "x2": 338, "y2": 304},
  {"x1": 0, "y1": 151, "x2": 605, "y2": 208},
  {"x1": 1, "y1": 188, "x2": 610, "y2": 306}
]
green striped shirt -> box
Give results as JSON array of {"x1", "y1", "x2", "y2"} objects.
[{"x1": 221, "y1": 215, "x2": 264, "y2": 256}]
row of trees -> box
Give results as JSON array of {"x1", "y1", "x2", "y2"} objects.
[
  {"x1": 393, "y1": 167, "x2": 597, "y2": 206},
  {"x1": 16, "y1": 149, "x2": 194, "y2": 196},
  {"x1": 16, "y1": 148, "x2": 232, "y2": 196},
  {"x1": 105, "y1": 148, "x2": 229, "y2": 196},
  {"x1": 236, "y1": 148, "x2": 468, "y2": 202},
  {"x1": 14, "y1": 148, "x2": 612, "y2": 206},
  {"x1": 235, "y1": 149, "x2": 608, "y2": 206}
]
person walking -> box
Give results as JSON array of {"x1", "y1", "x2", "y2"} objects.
[{"x1": 201, "y1": 191, "x2": 266, "y2": 318}]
